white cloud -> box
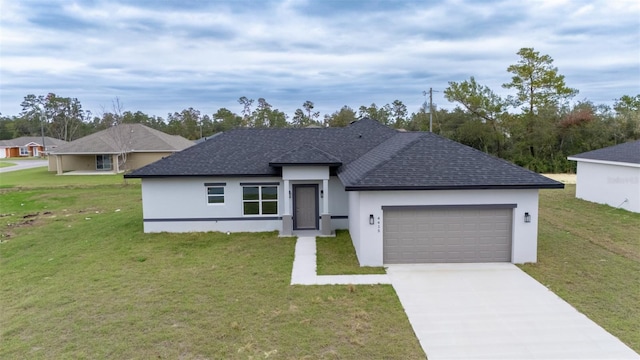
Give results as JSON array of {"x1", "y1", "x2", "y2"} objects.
[{"x1": 0, "y1": 0, "x2": 638, "y2": 117}]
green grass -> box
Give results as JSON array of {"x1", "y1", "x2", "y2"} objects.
[
  {"x1": 0, "y1": 167, "x2": 139, "y2": 188},
  {"x1": 316, "y1": 230, "x2": 386, "y2": 275},
  {"x1": 520, "y1": 185, "x2": 640, "y2": 352},
  {"x1": 0, "y1": 186, "x2": 424, "y2": 359},
  {"x1": 0, "y1": 162, "x2": 16, "y2": 168}
]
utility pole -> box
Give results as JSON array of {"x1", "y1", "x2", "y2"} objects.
[
  {"x1": 429, "y1": 87, "x2": 433, "y2": 132},
  {"x1": 39, "y1": 106, "x2": 46, "y2": 158},
  {"x1": 422, "y1": 88, "x2": 438, "y2": 132}
]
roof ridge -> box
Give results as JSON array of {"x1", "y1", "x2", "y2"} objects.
[{"x1": 341, "y1": 132, "x2": 424, "y2": 186}]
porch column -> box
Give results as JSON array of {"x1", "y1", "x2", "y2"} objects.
[
  {"x1": 56, "y1": 155, "x2": 63, "y2": 175},
  {"x1": 321, "y1": 179, "x2": 331, "y2": 235},
  {"x1": 322, "y1": 179, "x2": 329, "y2": 214},
  {"x1": 281, "y1": 180, "x2": 293, "y2": 236},
  {"x1": 113, "y1": 154, "x2": 120, "y2": 173}
]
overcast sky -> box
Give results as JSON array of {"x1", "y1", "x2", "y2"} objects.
[{"x1": 1, "y1": 0, "x2": 639, "y2": 119}]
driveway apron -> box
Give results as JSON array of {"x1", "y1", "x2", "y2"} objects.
[{"x1": 387, "y1": 263, "x2": 639, "y2": 359}]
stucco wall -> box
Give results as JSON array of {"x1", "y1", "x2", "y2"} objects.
[
  {"x1": 126, "y1": 152, "x2": 174, "y2": 171},
  {"x1": 575, "y1": 161, "x2": 640, "y2": 213},
  {"x1": 349, "y1": 189, "x2": 540, "y2": 266},
  {"x1": 140, "y1": 176, "x2": 349, "y2": 233},
  {"x1": 49, "y1": 154, "x2": 98, "y2": 172}
]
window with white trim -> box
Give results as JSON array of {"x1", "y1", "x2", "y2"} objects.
[
  {"x1": 19, "y1": 147, "x2": 29, "y2": 156},
  {"x1": 206, "y1": 186, "x2": 224, "y2": 204},
  {"x1": 242, "y1": 185, "x2": 278, "y2": 215}
]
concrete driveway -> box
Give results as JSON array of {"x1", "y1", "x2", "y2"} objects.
[
  {"x1": 387, "y1": 263, "x2": 639, "y2": 359},
  {"x1": 0, "y1": 160, "x2": 48, "y2": 173}
]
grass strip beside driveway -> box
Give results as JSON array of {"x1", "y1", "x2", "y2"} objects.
[
  {"x1": 316, "y1": 230, "x2": 386, "y2": 275},
  {"x1": 520, "y1": 185, "x2": 640, "y2": 352}
]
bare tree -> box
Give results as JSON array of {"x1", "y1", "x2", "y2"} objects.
[{"x1": 102, "y1": 98, "x2": 134, "y2": 172}]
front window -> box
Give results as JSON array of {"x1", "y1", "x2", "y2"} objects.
[
  {"x1": 243, "y1": 186, "x2": 278, "y2": 215},
  {"x1": 206, "y1": 186, "x2": 224, "y2": 204},
  {"x1": 19, "y1": 147, "x2": 29, "y2": 156},
  {"x1": 96, "y1": 155, "x2": 112, "y2": 170}
]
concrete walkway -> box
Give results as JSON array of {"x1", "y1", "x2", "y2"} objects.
[
  {"x1": 0, "y1": 160, "x2": 48, "y2": 173},
  {"x1": 290, "y1": 237, "x2": 391, "y2": 285},
  {"x1": 387, "y1": 263, "x2": 639, "y2": 360}
]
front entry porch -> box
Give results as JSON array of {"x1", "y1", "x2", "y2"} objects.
[{"x1": 279, "y1": 166, "x2": 333, "y2": 237}]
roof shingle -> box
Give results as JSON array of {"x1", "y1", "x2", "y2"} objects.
[
  {"x1": 126, "y1": 119, "x2": 562, "y2": 190},
  {"x1": 568, "y1": 140, "x2": 640, "y2": 165},
  {"x1": 50, "y1": 124, "x2": 194, "y2": 154}
]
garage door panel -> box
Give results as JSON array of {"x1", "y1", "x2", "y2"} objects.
[{"x1": 383, "y1": 207, "x2": 512, "y2": 263}]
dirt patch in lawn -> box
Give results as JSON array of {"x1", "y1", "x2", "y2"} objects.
[{"x1": 542, "y1": 173, "x2": 576, "y2": 184}]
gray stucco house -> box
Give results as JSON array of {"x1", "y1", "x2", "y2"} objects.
[
  {"x1": 568, "y1": 140, "x2": 640, "y2": 213},
  {"x1": 126, "y1": 119, "x2": 563, "y2": 266}
]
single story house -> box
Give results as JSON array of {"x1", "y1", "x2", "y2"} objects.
[
  {"x1": 568, "y1": 140, "x2": 640, "y2": 213},
  {"x1": 0, "y1": 136, "x2": 67, "y2": 158},
  {"x1": 48, "y1": 124, "x2": 194, "y2": 174},
  {"x1": 126, "y1": 119, "x2": 563, "y2": 266}
]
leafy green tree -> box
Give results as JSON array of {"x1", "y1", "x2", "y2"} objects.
[
  {"x1": 238, "y1": 96, "x2": 254, "y2": 127},
  {"x1": 358, "y1": 103, "x2": 390, "y2": 124},
  {"x1": 20, "y1": 93, "x2": 89, "y2": 141},
  {"x1": 444, "y1": 77, "x2": 508, "y2": 156},
  {"x1": 292, "y1": 101, "x2": 321, "y2": 128},
  {"x1": 324, "y1": 106, "x2": 357, "y2": 127},
  {"x1": 612, "y1": 94, "x2": 640, "y2": 141},
  {"x1": 167, "y1": 108, "x2": 201, "y2": 139},
  {"x1": 503, "y1": 47, "x2": 578, "y2": 115},
  {"x1": 390, "y1": 100, "x2": 408, "y2": 129},
  {"x1": 212, "y1": 108, "x2": 242, "y2": 132},
  {"x1": 251, "y1": 98, "x2": 289, "y2": 128}
]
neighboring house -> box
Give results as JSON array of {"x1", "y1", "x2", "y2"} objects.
[
  {"x1": 125, "y1": 119, "x2": 563, "y2": 266},
  {"x1": 48, "y1": 124, "x2": 194, "y2": 174},
  {"x1": 0, "y1": 136, "x2": 67, "y2": 158},
  {"x1": 568, "y1": 140, "x2": 640, "y2": 213}
]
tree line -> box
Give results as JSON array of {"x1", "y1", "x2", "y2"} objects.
[{"x1": 1, "y1": 47, "x2": 638, "y2": 173}]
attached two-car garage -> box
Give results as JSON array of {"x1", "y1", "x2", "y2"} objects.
[{"x1": 382, "y1": 205, "x2": 514, "y2": 264}]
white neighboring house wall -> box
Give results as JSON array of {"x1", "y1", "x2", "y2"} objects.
[
  {"x1": 348, "y1": 189, "x2": 540, "y2": 266},
  {"x1": 572, "y1": 160, "x2": 640, "y2": 213},
  {"x1": 141, "y1": 176, "x2": 349, "y2": 233}
]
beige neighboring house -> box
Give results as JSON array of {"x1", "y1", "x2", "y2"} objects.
[{"x1": 48, "y1": 124, "x2": 194, "y2": 175}]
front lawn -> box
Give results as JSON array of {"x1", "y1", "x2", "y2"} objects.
[
  {"x1": 0, "y1": 161, "x2": 16, "y2": 168},
  {"x1": 0, "y1": 185, "x2": 423, "y2": 359},
  {"x1": 520, "y1": 185, "x2": 640, "y2": 352}
]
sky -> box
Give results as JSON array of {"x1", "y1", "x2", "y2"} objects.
[{"x1": 1, "y1": 0, "x2": 639, "y2": 119}]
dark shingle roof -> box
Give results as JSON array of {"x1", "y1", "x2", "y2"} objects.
[
  {"x1": 269, "y1": 144, "x2": 342, "y2": 167},
  {"x1": 568, "y1": 140, "x2": 640, "y2": 165},
  {"x1": 51, "y1": 124, "x2": 194, "y2": 154},
  {"x1": 127, "y1": 119, "x2": 395, "y2": 177},
  {"x1": 340, "y1": 132, "x2": 562, "y2": 190},
  {"x1": 126, "y1": 118, "x2": 562, "y2": 190}
]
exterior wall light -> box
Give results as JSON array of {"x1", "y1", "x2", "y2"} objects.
[
  {"x1": 288, "y1": 190, "x2": 291, "y2": 198},
  {"x1": 369, "y1": 214, "x2": 375, "y2": 225},
  {"x1": 524, "y1": 212, "x2": 531, "y2": 223}
]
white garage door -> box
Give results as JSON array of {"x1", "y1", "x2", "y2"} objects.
[{"x1": 383, "y1": 206, "x2": 513, "y2": 263}]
